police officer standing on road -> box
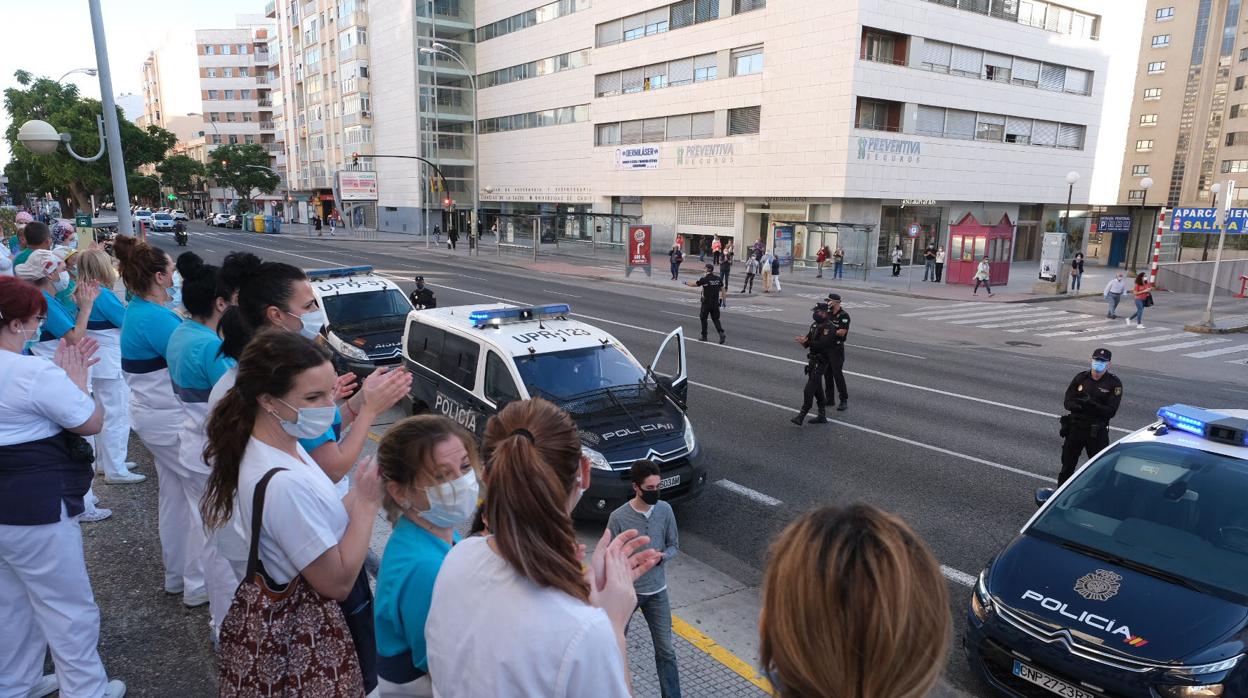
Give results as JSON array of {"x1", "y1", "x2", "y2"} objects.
[
  {"x1": 823, "y1": 293, "x2": 851, "y2": 412},
  {"x1": 1058, "y1": 347, "x2": 1123, "y2": 484},
  {"x1": 792, "y1": 302, "x2": 835, "y2": 425},
  {"x1": 409, "y1": 275, "x2": 437, "y2": 309},
  {"x1": 686, "y1": 263, "x2": 726, "y2": 344}
]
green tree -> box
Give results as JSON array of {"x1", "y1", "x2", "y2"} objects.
[
  {"x1": 3, "y1": 70, "x2": 175, "y2": 215},
  {"x1": 156, "y1": 154, "x2": 205, "y2": 198},
  {"x1": 207, "y1": 143, "x2": 279, "y2": 214},
  {"x1": 128, "y1": 174, "x2": 161, "y2": 205}
]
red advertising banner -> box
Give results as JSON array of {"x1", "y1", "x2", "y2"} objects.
[{"x1": 628, "y1": 224, "x2": 652, "y2": 267}]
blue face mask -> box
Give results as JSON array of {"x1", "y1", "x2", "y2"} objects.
[
  {"x1": 1091, "y1": 360, "x2": 1108, "y2": 374},
  {"x1": 166, "y1": 271, "x2": 183, "y2": 310},
  {"x1": 21, "y1": 321, "x2": 43, "y2": 354}
]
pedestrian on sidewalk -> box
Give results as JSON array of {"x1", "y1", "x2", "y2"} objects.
[
  {"x1": 0, "y1": 278, "x2": 127, "y2": 698},
  {"x1": 313, "y1": 215, "x2": 323, "y2": 234},
  {"x1": 719, "y1": 252, "x2": 733, "y2": 292},
  {"x1": 816, "y1": 246, "x2": 828, "y2": 278},
  {"x1": 760, "y1": 504, "x2": 949, "y2": 698},
  {"x1": 433, "y1": 225, "x2": 441, "y2": 244},
  {"x1": 1103, "y1": 272, "x2": 1126, "y2": 318},
  {"x1": 1069, "y1": 253, "x2": 1085, "y2": 291},
  {"x1": 934, "y1": 246, "x2": 946, "y2": 282},
  {"x1": 972, "y1": 256, "x2": 993, "y2": 296},
  {"x1": 686, "y1": 263, "x2": 726, "y2": 343},
  {"x1": 724, "y1": 239, "x2": 734, "y2": 260},
  {"x1": 741, "y1": 255, "x2": 759, "y2": 293},
  {"x1": 891, "y1": 245, "x2": 903, "y2": 276},
  {"x1": 833, "y1": 245, "x2": 845, "y2": 279},
  {"x1": 761, "y1": 250, "x2": 774, "y2": 292},
  {"x1": 923, "y1": 245, "x2": 936, "y2": 281},
  {"x1": 668, "y1": 244, "x2": 684, "y2": 281},
  {"x1": 770, "y1": 255, "x2": 782, "y2": 294},
  {"x1": 1127, "y1": 272, "x2": 1152, "y2": 328},
  {"x1": 711, "y1": 237, "x2": 722, "y2": 265},
  {"x1": 1058, "y1": 348, "x2": 1122, "y2": 484},
  {"x1": 753, "y1": 237, "x2": 765, "y2": 260},
  {"x1": 447, "y1": 228, "x2": 459, "y2": 251},
  {"x1": 698, "y1": 239, "x2": 707, "y2": 263},
  {"x1": 607, "y1": 460, "x2": 682, "y2": 698}
]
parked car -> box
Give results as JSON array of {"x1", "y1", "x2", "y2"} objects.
[
  {"x1": 211, "y1": 213, "x2": 231, "y2": 227},
  {"x1": 172, "y1": 210, "x2": 189, "y2": 221},
  {"x1": 226, "y1": 214, "x2": 242, "y2": 229}
]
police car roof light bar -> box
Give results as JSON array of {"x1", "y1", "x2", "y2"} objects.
[
  {"x1": 305, "y1": 265, "x2": 375, "y2": 279},
  {"x1": 1157, "y1": 404, "x2": 1248, "y2": 446},
  {"x1": 469, "y1": 303, "x2": 572, "y2": 327}
]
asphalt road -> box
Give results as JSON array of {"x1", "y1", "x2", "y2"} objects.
[{"x1": 148, "y1": 224, "x2": 1246, "y2": 696}]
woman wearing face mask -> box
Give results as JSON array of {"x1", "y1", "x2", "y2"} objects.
[
  {"x1": 374, "y1": 416, "x2": 481, "y2": 697},
  {"x1": 202, "y1": 329, "x2": 382, "y2": 694},
  {"x1": 167, "y1": 252, "x2": 238, "y2": 629},
  {"x1": 115, "y1": 235, "x2": 199, "y2": 600},
  {"x1": 13, "y1": 248, "x2": 98, "y2": 359},
  {"x1": 425, "y1": 398, "x2": 661, "y2": 697}
]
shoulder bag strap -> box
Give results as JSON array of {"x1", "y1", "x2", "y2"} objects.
[{"x1": 245, "y1": 467, "x2": 289, "y2": 581}]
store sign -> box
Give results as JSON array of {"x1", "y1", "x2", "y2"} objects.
[
  {"x1": 617, "y1": 146, "x2": 660, "y2": 170},
  {"x1": 857, "y1": 137, "x2": 922, "y2": 164},
  {"x1": 481, "y1": 185, "x2": 593, "y2": 203},
  {"x1": 337, "y1": 171, "x2": 378, "y2": 201},
  {"x1": 1169, "y1": 207, "x2": 1248, "y2": 234},
  {"x1": 907, "y1": 223, "x2": 921, "y2": 238},
  {"x1": 628, "y1": 225, "x2": 652, "y2": 267},
  {"x1": 901, "y1": 199, "x2": 936, "y2": 208},
  {"x1": 1097, "y1": 215, "x2": 1132, "y2": 233},
  {"x1": 675, "y1": 143, "x2": 735, "y2": 166}
]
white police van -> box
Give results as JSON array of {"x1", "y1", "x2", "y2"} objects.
[
  {"x1": 308, "y1": 266, "x2": 414, "y2": 381},
  {"x1": 401, "y1": 302, "x2": 705, "y2": 518}
]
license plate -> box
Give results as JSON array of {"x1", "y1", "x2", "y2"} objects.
[
  {"x1": 659, "y1": 475, "x2": 680, "y2": 489},
  {"x1": 1012, "y1": 660, "x2": 1096, "y2": 698}
]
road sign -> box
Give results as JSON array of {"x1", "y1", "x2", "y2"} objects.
[
  {"x1": 1169, "y1": 207, "x2": 1248, "y2": 234},
  {"x1": 907, "y1": 223, "x2": 921, "y2": 238},
  {"x1": 626, "y1": 224, "x2": 652, "y2": 277}
]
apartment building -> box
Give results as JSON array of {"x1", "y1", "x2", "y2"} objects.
[
  {"x1": 266, "y1": 0, "x2": 374, "y2": 225},
  {"x1": 369, "y1": 0, "x2": 1136, "y2": 272},
  {"x1": 195, "y1": 16, "x2": 286, "y2": 216},
  {"x1": 139, "y1": 52, "x2": 166, "y2": 129}
]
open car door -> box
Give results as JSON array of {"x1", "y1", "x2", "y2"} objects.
[{"x1": 648, "y1": 326, "x2": 688, "y2": 410}]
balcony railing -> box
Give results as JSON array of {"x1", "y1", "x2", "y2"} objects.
[
  {"x1": 254, "y1": 51, "x2": 272, "y2": 64},
  {"x1": 260, "y1": 120, "x2": 276, "y2": 130},
  {"x1": 265, "y1": 0, "x2": 276, "y2": 17},
  {"x1": 255, "y1": 75, "x2": 270, "y2": 85},
  {"x1": 258, "y1": 98, "x2": 273, "y2": 107}
]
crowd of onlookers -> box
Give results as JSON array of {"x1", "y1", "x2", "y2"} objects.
[{"x1": 1, "y1": 210, "x2": 955, "y2": 698}]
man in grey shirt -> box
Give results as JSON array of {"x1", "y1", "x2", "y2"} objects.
[{"x1": 607, "y1": 460, "x2": 681, "y2": 698}]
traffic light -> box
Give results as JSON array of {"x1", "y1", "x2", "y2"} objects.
[
  {"x1": 352, "y1": 152, "x2": 359, "y2": 168},
  {"x1": 220, "y1": 159, "x2": 229, "y2": 169},
  {"x1": 443, "y1": 197, "x2": 453, "y2": 211}
]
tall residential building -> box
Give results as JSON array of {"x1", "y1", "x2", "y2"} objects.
[
  {"x1": 267, "y1": 0, "x2": 374, "y2": 224},
  {"x1": 195, "y1": 16, "x2": 287, "y2": 216},
  {"x1": 137, "y1": 33, "x2": 203, "y2": 130},
  {"x1": 139, "y1": 52, "x2": 166, "y2": 129},
  {"x1": 372, "y1": 0, "x2": 1138, "y2": 270}
]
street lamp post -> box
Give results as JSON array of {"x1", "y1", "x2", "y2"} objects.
[
  {"x1": 88, "y1": 0, "x2": 132, "y2": 238},
  {"x1": 1200, "y1": 180, "x2": 1235, "y2": 329},
  {"x1": 1058, "y1": 170, "x2": 1080, "y2": 293},
  {"x1": 57, "y1": 67, "x2": 98, "y2": 83},
  {"x1": 420, "y1": 42, "x2": 478, "y2": 256},
  {"x1": 1204, "y1": 183, "x2": 1221, "y2": 261}
]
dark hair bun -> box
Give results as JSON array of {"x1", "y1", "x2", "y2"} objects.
[
  {"x1": 176, "y1": 251, "x2": 206, "y2": 278},
  {"x1": 220, "y1": 251, "x2": 263, "y2": 287}
]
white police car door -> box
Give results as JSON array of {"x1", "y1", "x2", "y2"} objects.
[{"x1": 649, "y1": 327, "x2": 688, "y2": 410}]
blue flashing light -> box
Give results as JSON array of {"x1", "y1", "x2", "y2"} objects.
[
  {"x1": 1157, "y1": 404, "x2": 1248, "y2": 446},
  {"x1": 306, "y1": 265, "x2": 375, "y2": 279},
  {"x1": 469, "y1": 303, "x2": 572, "y2": 327}
]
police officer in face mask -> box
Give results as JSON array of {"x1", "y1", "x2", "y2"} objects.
[
  {"x1": 792, "y1": 303, "x2": 835, "y2": 425},
  {"x1": 686, "y1": 263, "x2": 726, "y2": 344},
  {"x1": 1058, "y1": 347, "x2": 1123, "y2": 484},
  {"x1": 823, "y1": 293, "x2": 851, "y2": 412},
  {"x1": 409, "y1": 276, "x2": 436, "y2": 310}
]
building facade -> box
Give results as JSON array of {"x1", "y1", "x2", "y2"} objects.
[
  {"x1": 139, "y1": 52, "x2": 166, "y2": 129},
  {"x1": 195, "y1": 16, "x2": 287, "y2": 216},
  {"x1": 267, "y1": 0, "x2": 374, "y2": 225}
]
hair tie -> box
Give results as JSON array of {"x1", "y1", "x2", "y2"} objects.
[{"x1": 511, "y1": 428, "x2": 535, "y2": 442}]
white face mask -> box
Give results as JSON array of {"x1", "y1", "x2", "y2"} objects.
[
  {"x1": 288, "y1": 308, "x2": 326, "y2": 340},
  {"x1": 52, "y1": 271, "x2": 71, "y2": 292},
  {"x1": 270, "y1": 398, "x2": 336, "y2": 439},
  {"x1": 416, "y1": 470, "x2": 479, "y2": 528}
]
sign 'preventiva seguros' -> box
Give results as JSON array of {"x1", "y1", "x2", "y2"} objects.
[{"x1": 857, "y1": 137, "x2": 922, "y2": 164}]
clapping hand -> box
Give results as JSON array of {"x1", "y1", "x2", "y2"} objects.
[
  {"x1": 587, "y1": 528, "x2": 662, "y2": 631},
  {"x1": 74, "y1": 279, "x2": 100, "y2": 308},
  {"x1": 54, "y1": 337, "x2": 100, "y2": 392},
  {"x1": 359, "y1": 366, "x2": 413, "y2": 416},
  {"x1": 333, "y1": 371, "x2": 360, "y2": 401}
]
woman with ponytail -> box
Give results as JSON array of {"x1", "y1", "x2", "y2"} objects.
[{"x1": 425, "y1": 398, "x2": 661, "y2": 697}]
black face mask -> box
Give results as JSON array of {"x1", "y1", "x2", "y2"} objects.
[{"x1": 640, "y1": 489, "x2": 660, "y2": 505}]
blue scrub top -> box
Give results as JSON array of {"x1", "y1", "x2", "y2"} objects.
[
  {"x1": 374, "y1": 518, "x2": 459, "y2": 671},
  {"x1": 39, "y1": 290, "x2": 75, "y2": 342},
  {"x1": 120, "y1": 296, "x2": 181, "y2": 371},
  {"x1": 88, "y1": 287, "x2": 126, "y2": 330},
  {"x1": 167, "y1": 320, "x2": 236, "y2": 403}
]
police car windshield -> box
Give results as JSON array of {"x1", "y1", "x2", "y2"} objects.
[
  {"x1": 514, "y1": 345, "x2": 651, "y2": 403},
  {"x1": 1029, "y1": 442, "x2": 1248, "y2": 602},
  {"x1": 321, "y1": 290, "x2": 411, "y2": 328}
]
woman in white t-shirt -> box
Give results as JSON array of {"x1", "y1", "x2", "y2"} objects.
[
  {"x1": 200, "y1": 328, "x2": 384, "y2": 687},
  {"x1": 425, "y1": 398, "x2": 661, "y2": 698}
]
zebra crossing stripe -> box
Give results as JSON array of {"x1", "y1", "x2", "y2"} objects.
[
  {"x1": 976, "y1": 314, "x2": 1071, "y2": 329},
  {"x1": 1141, "y1": 338, "x2": 1231, "y2": 353},
  {"x1": 1101, "y1": 333, "x2": 1192, "y2": 347},
  {"x1": 898, "y1": 303, "x2": 992, "y2": 316},
  {"x1": 946, "y1": 308, "x2": 1052, "y2": 325},
  {"x1": 1228, "y1": 357, "x2": 1248, "y2": 365},
  {"x1": 1069, "y1": 327, "x2": 1166, "y2": 342},
  {"x1": 906, "y1": 305, "x2": 1025, "y2": 321},
  {"x1": 1033, "y1": 318, "x2": 1119, "y2": 336},
  {"x1": 1182, "y1": 344, "x2": 1248, "y2": 358}
]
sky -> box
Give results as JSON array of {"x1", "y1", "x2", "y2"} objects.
[{"x1": 0, "y1": 0, "x2": 263, "y2": 169}]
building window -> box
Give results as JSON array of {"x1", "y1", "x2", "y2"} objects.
[
  {"x1": 1223, "y1": 160, "x2": 1248, "y2": 173},
  {"x1": 975, "y1": 113, "x2": 1006, "y2": 141},
  {"x1": 1239, "y1": 76, "x2": 1247, "y2": 90},
  {"x1": 1155, "y1": 6, "x2": 1174, "y2": 21},
  {"x1": 239, "y1": 67, "x2": 250, "y2": 77},
  {"x1": 1139, "y1": 114, "x2": 1158, "y2": 126},
  {"x1": 237, "y1": 44, "x2": 248, "y2": 54},
  {"x1": 916, "y1": 39, "x2": 1090, "y2": 94},
  {"x1": 204, "y1": 44, "x2": 216, "y2": 55},
  {"x1": 596, "y1": 110, "x2": 714, "y2": 145},
  {"x1": 478, "y1": 0, "x2": 588, "y2": 43},
  {"x1": 930, "y1": 0, "x2": 1100, "y2": 40},
  {"x1": 226, "y1": 112, "x2": 236, "y2": 122},
  {"x1": 734, "y1": 0, "x2": 765, "y2": 12},
  {"x1": 1127, "y1": 189, "x2": 1146, "y2": 201},
  {"x1": 728, "y1": 106, "x2": 761, "y2": 135},
  {"x1": 240, "y1": 89, "x2": 252, "y2": 99},
  {"x1": 478, "y1": 104, "x2": 590, "y2": 134},
  {"x1": 207, "y1": 90, "x2": 219, "y2": 99},
  {"x1": 596, "y1": 0, "x2": 717, "y2": 47},
  {"x1": 1234, "y1": 104, "x2": 1245, "y2": 118},
  {"x1": 206, "y1": 68, "x2": 217, "y2": 78},
  {"x1": 1135, "y1": 139, "x2": 1154, "y2": 151},
  {"x1": 862, "y1": 29, "x2": 902, "y2": 65},
  {"x1": 222, "y1": 44, "x2": 232, "y2": 55},
  {"x1": 243, "y1": 112, "x2": 254, "y2": 122},
  {"x1": 694, "y1": 55, "x2": 717, "y2": 82},
  {"x1": 1132, "y1": 164, "x2": 1150, "y2": 176},
  {"x1": 855, "y1": 97, "x2": 900, "y2": 132},
  {"x1": 224, "y1": 67, "x2": 234, "y2": 78},
  {"x1": 913, "y1": 104, "x2": 1086, "y2": 149},
  {"x1": 1147, "y1": 61, "x2": 1166, "y2": 74},
  {"x1": 731, "y1": 46, "x2": 764, "y2": 76},
  {"x1": 1144, "y1": 87, "x2": 1162, "y2": 100},
  {"x1": 209, "y1": 112, "x2": 220, "y2": 122},
  {"x1": 1151, "y1": 34, "x2": 1170, "y2": 48},
  {"x1": 224, "y1": 89, "x2": 235, "y2": 99},
  {"x1": 1227, "y1": 132, "x2": 1248, "y2": 146},
  {"x1": 480, "y1": 49, "x2": 591, "y2": 89}
]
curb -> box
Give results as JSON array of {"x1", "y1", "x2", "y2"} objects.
[{"x1": 1183, "y1": 322, "x2": 1248, "y2": 334}]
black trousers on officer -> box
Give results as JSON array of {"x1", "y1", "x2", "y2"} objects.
[
  {"x1": 1059, "y1": 421, "x2": 1109, "y2": 485},
  {"x1": 823, "y1": 345, "x2": 848, "y2": 403},
  {"x1": 801, "y1": 361, "x2": 828, "y2": 413},
  {"x1": 699, "y1": 303, "x2": 724, "y2": 338}
]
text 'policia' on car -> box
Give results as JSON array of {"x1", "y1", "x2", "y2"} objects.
[
  {"x1": 966, "y1": 404, "x2": 1248, "y2": 698},
  {"x1": 400, "y1": 302, "x2": 705, "y2": 519}
]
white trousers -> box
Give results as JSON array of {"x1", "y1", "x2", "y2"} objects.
[
  {"x1": 773, "y1": 276, "x2": 782, "y2": 292},
  {"x1": 378, "y1": 676, "x2": 433, "y2": 698},
  {"x1": 182, "y1": 468, "x2": 236, "y2": 635},
  {"x1": 142, "y1": 438, "x2": 204, "y2": 595},
  {"x1": 0, "y1": 508, "x2": 109, "y2": 698},
  {"x1": 91, "y1": 377, "x2": 131, "y2": 478}
]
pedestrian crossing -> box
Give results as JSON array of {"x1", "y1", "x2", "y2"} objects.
[{"x1": 898, "y1": 302, "x2": 1248, "y2": 365}]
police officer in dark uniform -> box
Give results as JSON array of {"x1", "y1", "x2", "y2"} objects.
[
  {"x1": 792, "y1": 302, "x2": 835, "y2": 425},
  {"x1": 1059, "y1": 347, "x2": 1123, "y2": 484},
  {"x1": 409, "y1": 275, "x2": 437, "y2": 309},
  {"x1": 823, "y1": 293, "x2": 851, "y2": 411},
  {"x1": 686, "y1": 263, "x2": 726, "y2": 344}
]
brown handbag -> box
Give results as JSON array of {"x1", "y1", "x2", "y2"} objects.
[{"x1": 217, "y1": 467, "x2": 365, "y2": 698}]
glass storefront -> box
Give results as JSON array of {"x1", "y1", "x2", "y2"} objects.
[{"x1": 878, "y1": 205, "x2": 946, "y2": 267}]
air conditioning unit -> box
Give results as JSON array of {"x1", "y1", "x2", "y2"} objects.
[{"x1": 361, "y1": 110, "x2": 371, "y2": 117}]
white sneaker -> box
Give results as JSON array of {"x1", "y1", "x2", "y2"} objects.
[
  {"x1": 104, "y1": 679, "x2": 127, "y2": 698},
  {"x1": 123, "y1": 461, "x2": 139, "y2": 470},
  {"x1": 26, "y1": 674, "x2": 58, "y2": 698},
  {"x1": 1124, "y1": 318, "x2": 1132, "y2": 326},
  {"x1": 79, "y1": 508, "x2": 112, "y2": 523},
  {"x1": 1136, "y1": 323, "x2": 1145, "y2": 329},
  {"x1": 105, "y1": 471, "x2": 146, "y2": 484},
  {"x1": 183, "y1": 587, "x2": 210, "y2": 608}
]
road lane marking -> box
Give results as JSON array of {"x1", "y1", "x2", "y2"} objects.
[
  {"x1": 662, "y1": 311, "x2": 701, "y2": 320},
  {"x1": 1033, "y1": 318, "x2": 1119, "y2": 335},
  {"x1": 975, "y1": 314, "x2": 1071, "y2": 329},
  {"x1": 544, "y1": 289, "x2": 582, "y2": 298},
  {"x1": 1069, "y1": 327, "x2": 1166, "y2": 342},
  {"x1": 1101, "y1": 333, "x2": 1191, "y2": 347},
  {"x1": 715, "y1": 479, "x2": 782, "y2": 506},
  {"x1": 210, "y1": 236, "x2": 347, "y2": 266},
  {"x1": 459, "y1": 274, "x2": 488, "y2": 281},
  {"x1": 940, "y1": 566, "x2": 977, "y2": 587},
  {"x1": 1184, "y1": 344, "x2": 1248, "y2": 358},
  {"x1": 691, "y1": 380, "x2": 1056, "y2": 483},
  {"x1": 1141, "y1": 338, "x2": 1231, "y2": 352},
  {"x1": 898, "y1": 303, "x2": 991, "y2": 316},
  {"x1": 946, "y1": 308, "x2": 1052, "y2": 325}
]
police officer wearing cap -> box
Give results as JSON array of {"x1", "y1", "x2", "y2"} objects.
[
  {"x1": 792, "y1": 302, "x2": 835, "y2": 425},
  {"x1": 823, "y1": 293, "x2": 851, "y2": 411},
  {"x1": 686, "y1": 263, "x2": 726, "y2": 344},
  {"x1": 409, "y1": 276, "x2": 436, "y2": 309},
  {"x1": 1059, "y1": 347, "x2": 1123, "y2": 484}
]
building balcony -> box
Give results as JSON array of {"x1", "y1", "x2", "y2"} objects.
[
  {"x1": 263, "y1": 143, "x2": 286, "y2": 155},
  {"x1": 338, "y1": 45, "x2": 369, "y2": 63},
  {"x1": 254, "y1": 51, "x2": 272, "y2": 64},
  {"x1": 260, "y1": 120, "x2": 277, "y2": 130},
  {"x1": 341, "y1": 76, "x2": 369, "y2": 95},
  {"x1": 255, "y1": 74, "x2": 270, "y2": 85},
  {"x1": 258, "y1": 98, "x2": 273, "y2": 107},
  {"x1": 340, "y1": 10, "x2": 368, "y2": 28},
  {"x1": 265, "y1": 0, "x2": 276, "y2": 17}
]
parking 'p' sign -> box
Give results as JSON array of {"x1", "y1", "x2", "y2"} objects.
[{"x1": 626, "y1": 224, "x2": 652, "y2": 277}]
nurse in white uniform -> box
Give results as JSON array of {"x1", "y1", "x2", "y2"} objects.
[{"x1": 0, "y1": 276, "x2": 126, "y2": 698}]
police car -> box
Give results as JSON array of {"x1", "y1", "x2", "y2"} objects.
[
  {"x1": 966, "y1": 404, "x2": 1248, "y2": 698},
  {"x1": 308, "y1": 266, "x2": 414, "y2": 380},
  {"x1": 400, "y1": 302, "x2": 704, "y2": 518}
]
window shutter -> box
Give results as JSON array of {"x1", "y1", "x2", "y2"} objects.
[
  {"x1": 916, "y1": 106, "x2": 946, "y2": 136},
  {"x1": 596, "y1": 72, "x2": 621, "y2": 97},
  {"x1": 1031, "y1": 120, "x2": 1058, "y2": 146},
  {"x1": 1039, "y1": 64, "x2": 1065, "y2": 91},
  {"x1": 694, "y1": 54, "x2": 717, "y2": 70},
  {"x1": 1005, "y1": 116, "x2": 1033, "y2": 138},
  {"x1": 621, "y1": 120, "x2": 643, "y2": 144},
  {"x1": 690, "y1": 112, "x2": 715, "y2": 139},
  {"x1": 645, "y1": 7, "x2": 668, "y2": 28},
  {"x1": 944, "y1": 109, "x2": 976, "y2": 139},
  {"x1": 669, "y1": 58, "x2": 695, "y2": 85},
  {"x1": 728, "y1": 106, "x2": 761, "y2": 135},
  {"x1": 643, "y1": 118, "x2": 666, "y2": 142},
  {"x1": 596, "y1": 19, "x2": 622, "y2": 46},
  {"x1": 1064, "y1": 68, "x2": 1091, "y2": 95},
  {"x1": 645, "y1": 63, "x2": 667, "y2": 82},
  {"x1": 695, "y1": 0, "x2": 718, "y2": 21},
  {"x1": 667, "y1": 114, "x2": 692, "y2": 140},
  {"x1": 983, "y1": 52, "x2": 1012, "y2": 68},
  {"x1": 921, "y1": 40, "x2": 952, "y2": 69},
  {"x1": 670, "y1": 0, "x2": 695, "y2": 28},
  {"x1": 1057, "y1": 123, "x2": 1084, "y2": 149},
  {"x1": 1011, "y1": 58, "x2": 1040, "y2": 83},
  {"x1": 623, "y1": 12, "x2": 645, "y2": 33},
  {"x1": 622, "y1": 68, "x2": 644, "y2": 93},
  {"x1": 951, "y1": 46, "x2": 983, "y2": 75}
]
